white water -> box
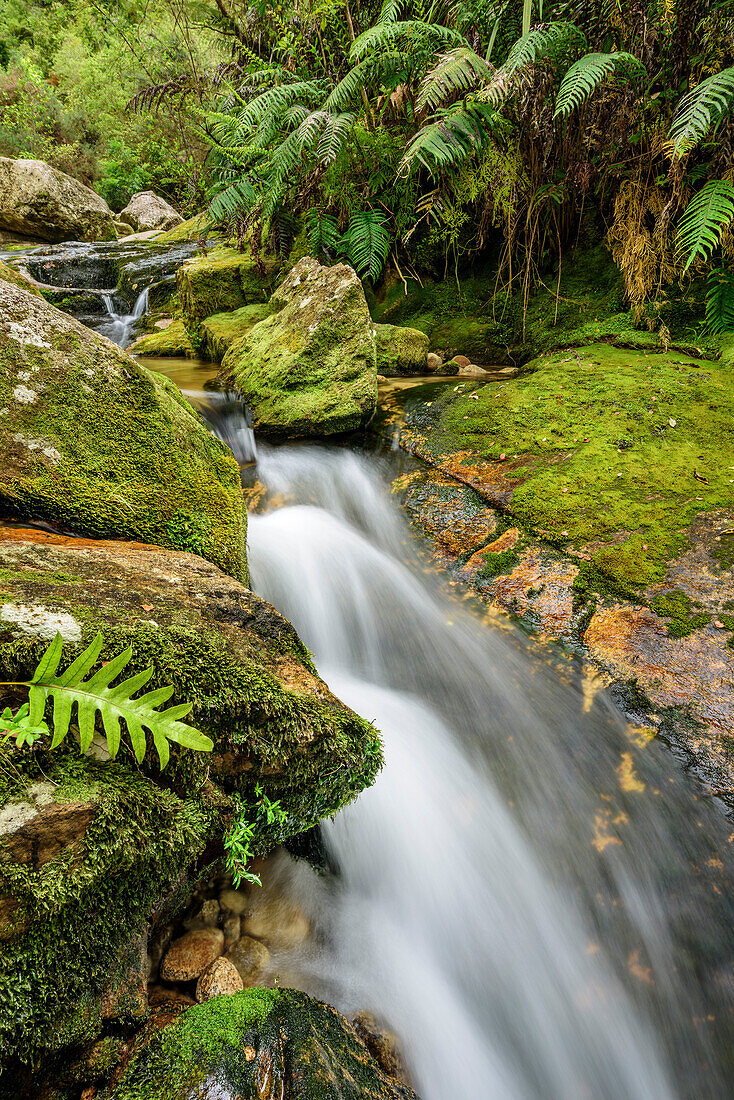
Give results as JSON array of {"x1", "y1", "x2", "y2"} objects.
[
  {"x1": 100, "y1": 287, "x2": 149, "y2": 347},
  {"x1": 243, "y1": 444, "x2": 734, "y2": 1099}
]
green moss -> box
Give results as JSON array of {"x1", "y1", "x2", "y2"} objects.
[
  {"x1": 155, "y1": 213, "x2": 211, "y2": 244},
  {"x1": 200, "y1": 302, "x2": 273, "y2": 362},
  {"x1": 401, "y1": 343, "x2": 734, "y2": 592},
  {"x1": 108, "y1": 988, "x2": 411, "y2": 1100},
  {"x1": 0, "y1": 305, "x2": 247, "y2": 581},
  {"x1": 0, "y1": 755, "x2": 213, "y2": 1071},
  {"x1": 131, "y1": 319, "x2": 192, "y2": 358},
  {"x1": 374, "y1": 323, "x2": 429, "y2": 376},
  {"x1": 0, "y1": 262, "x2": 41, "y2": 297},
  {"x1": 650, "y1": 590, "x2": 712, "y2": 637},
  {"x1": 711, "y1": 532, "x2": 734, "y2": 570},
  {"x1": 176, "y1": 246, "x2": 282, "y2": 332},
  {"x1": 476, "y1": 544, "x2": 521, "y2": 579},
  {"x1": 718, "y1": 614, "x2": 734, "y2": 631}
]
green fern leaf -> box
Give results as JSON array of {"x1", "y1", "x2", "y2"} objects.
[
  {"x1": 670, "y1": 67, "x2": 734, "y2": 156},
  {"x1": 705, "y1": 267, "x2": 734, "y2": 334},
  {"x1": 28, "y1": 632, "x2": 212, "y2": 768},
  {"x1": 340, "y1": 211, "x2": 390, "y2": 281},
  {"x1": 305, "y1": 207, "x2": 341, "y2": 256},
  {"x1": 504, "y1": 21, "x2": 586, "y2": 76},
  {"x1": 418, "y1": 47, "x2": 495, "y2": 111},
  {"x1": 676, "y1": 180, "x2": 734, "y2": 271},
  {"x1": 554, "y1": 51, "x2": 645, "y2": 117},
  {"x1": 399, "y1": 102, "x2": 501, "y2": 174},
  {"x1": 350, "y1": 20, "x2": 464, "y2": 63}
]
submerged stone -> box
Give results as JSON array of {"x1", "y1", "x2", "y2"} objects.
[
  {"x1": 108, "y1": 988, "x2": 419, "y2": 1100},
  {"x1": 0, "y1": 281, "x2": 247, "y2": 580},
  {"x1": 223, "y1": 258, "x2": 378, "y2": 438}
]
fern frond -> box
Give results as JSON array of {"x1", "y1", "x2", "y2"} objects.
[
  {"x1": 705, "y1": 267, "x2": 734, "y2": 333},
  {"x1": 350, "y1": 20, "x2": 464, "y2": 62},
  {"x1": 399, "y1": 102, "x2": 500, "y2": 174},
  {"x1": 325, "y1": 59, "x2": 376, "y2": 112},
  {"x1": 340, "y1": 210, "x2": 390, "y2": 281},
  {"x1": 28, "y1": 633, "x2": 212, "y2": 769},
  {"x1": 504, "y1": 21, "x2": 586, "y2": 76},
  {"x1": 208, "y1": 177, "x2": 258, "y2": 226},
  {"x1": 670, "y1": 67, "x2": 734, "y2": 156},
  {"x1": 676, "y1": 180, "x2": 734, "y2": 271},
  {"x1": 554, "y1": 51, "x2": 645, "y2": 117},
  {"x1": 304, "y1": 207, "x2": 341, "y2": 256},
  {"x1": 378, "y1": 0, "x2": 407, "y2": 22},
  {"x1": 417, "y1": 47, "x2": 494, "y2": 111},
  {"x1": 317, "y1": 112, "x2": 355, "y2": 163}
]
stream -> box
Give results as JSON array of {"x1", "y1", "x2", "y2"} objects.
[{"x1": 16, "y1": 241, "x2": 734, "y2": 1098}]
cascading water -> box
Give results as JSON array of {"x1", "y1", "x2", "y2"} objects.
[
  {"x1": 100, "y1": 287, "x2": 149, "y2": 347},
  {"x1": 241, "y1": 442, "x2": 734, "y2": 1100}
]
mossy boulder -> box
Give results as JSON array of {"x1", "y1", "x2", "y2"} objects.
[
  {"x1": 0, "y1": 755, "x2": 212, "y2": 1077},
  {"x1": 0, "y1": 282, "x2": 247, "y2": 580},
  {"x1": 200, "y1": 303, "x2": 273, "y2": 362},
  {"x1": 0, "y1": 260, "x2": 40, "y2": 297},
  {"x1": 0, "y1": 529, "x2": 382, "y2": 1080},
  {"x1": 176, "y1": 246, "x2": 282, "y2": 332},
  {"x1": 222, "y1": 258, "x2": 378, "y2": 438},
  {"x1": 131, "y1": 319, "x2": 193, "y2": 358},
  {"x1": 0, "y1": 157, "x2": 116, "y2": 244},
  {"x1": 107, "y1": 988, "x2": 417, "y2": 1100},
  {"x1": 156, "y1": 212, "x2": 210, "y2": 244},
  {"x1": 374, "y1": 323, "x2": 429, "y2": 376}
]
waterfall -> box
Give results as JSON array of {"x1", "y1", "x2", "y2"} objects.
[
  {"x1": 243, "y1": 443, "x2": 734, "y2": 1100},
  {"x1": 99, "y1": 286, "x2": 149, "y2": 348}
]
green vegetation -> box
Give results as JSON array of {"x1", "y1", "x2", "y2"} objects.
[
  {"x1": 0, "y1": 631, "x2": 211, "y2": 768},
  {"x1": 400, "y1": 343, "x2": 734, "y2": 593},
  {"x1": 224, "y1": 783, "x2": 289, "y2": 887},
  {"x1": 649, "y1": 590, "x2": 711, "y2": 638}
]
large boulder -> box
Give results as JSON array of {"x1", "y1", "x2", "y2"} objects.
[
  {"x1": 222, "y1": 258, "x2": 378, "y2": 438},
  {"x1": 0, "y1": 281, "x2": 247, "y2": 580},
  {"x1": 0, "y1": 529, "x2": 382, "y2": 1076},
  {"x1": 108, "y1": 988, "x2": 418, "y2": 1100},
  {"x1": 176, "y1": 246, "x2": 282, "y2": 332},
  {"x1": 0, "y1": 157, "x2": 116, "y2": 243},
  {"x1": 375, "y1": 323, "x2": 429, "y2": 376},
  {"x1": 118, "y1": 191, "x2": 184, "y2": 233}
]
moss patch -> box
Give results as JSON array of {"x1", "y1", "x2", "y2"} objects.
[
  {"x1": 176, "y1": 246, "x2": 282, "y2": 333},
  {"x1": 131, "y1": 319, "x2": 192, "y2": 358},
  {"x1": 200, "y1": 302, "x2": 273, "y2": 362},
  {"x1": 650, "y1": 590, "x2": 712, "y2": 637},
  {"x1": 398, "y1": 343, "x2": 734, "y2": 594}
]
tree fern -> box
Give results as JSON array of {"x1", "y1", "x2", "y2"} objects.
[
  {"x1": 417, "y1": 47, "x2": 495, "y2": 111},
  {"x1": 554, "y1": 51, "x2": 645, "y2": 117},
  {"x1": 208, "y1": 177, "x2": 258, "y2": 226},
  {"x1": 340, "y1": 211, "x2": 390, "y2": 280},
  {"x1": 676, "y1": 180, "x2": 734, "y2": 271},
  {"x1": 705, "y1": 267, "x2": 734, "y2": 333},
  {"x1": 350, "y1": 20, "x2": 464, "y2": 63},
  {"x1": 503, "y1": 22, "x2": 586, "y2": 77},
  {"x1": 2, "y1": 632, "x2": 211, "y2": 769},
  {"x1": 399, "y1": 102, "x2": 500, "y2": 173},
  {"x1": 669, "y1": 66, "x2": 734, "y2": 155}
]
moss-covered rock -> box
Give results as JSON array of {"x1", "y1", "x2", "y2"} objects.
[
  {"x1": 223, "y1": 258, "x2": 378, "y2": 438},
  {"x1": 0, "y1": 157, "x2": 116, "y2": 244},
  {"x1": 107, "y1": 988, "x2": 417, "y2": 1100},
  {"x1": 130, "y1": 319, "x2": 193, "y2": 357},
  {"x1": 156, "y1": 213, "x2": 210, "y2": 244},
  {"x1": 0, "y1": 529, "x2": 382, "y2": 1082},
  {"x1": 0, "y1": 282, "x2": 247, "y2": 580},
  {"x1": 177, "y1": 246, "x2": 282, "y2": 332},
  {"x1": 0, "y1": 755, "x2": 212, "y2": 1077},
  {"x1": 374, "y1": 323, "x2": 429, "y2": 376},
  {"x1": 200, "y1": 303, "x2": 273, "y2": 362},
  {"x1": 394, "y1": 344, "x2": 734, "y2": 594},
  {"x1": 0, "y1": 261, "x2": 40, "y2": 297}
]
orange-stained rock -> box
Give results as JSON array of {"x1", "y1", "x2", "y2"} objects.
[
  {"x1": 196, "y1": 956, "x2": 244, "y2": 1002},
  {"x1": 160, "y1": 929, "x2": 224, "y2": 982}
]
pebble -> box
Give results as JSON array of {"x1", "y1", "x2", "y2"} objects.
[
  {"x1": 219, "y1": 888, "x2": 250, "y2": 916},
  {"x1": 160, "y1": 928, "x2": 224, "y2": 982},
  {"x1": 196, "y1": 956, "x2": 244, "y2": 1002},
  {"x1": 426, "y1": 352, "x2": 443, "y2": 372},
  {"x1": 243, "y1": 899, "x2": 310, "y2": 950},
  {"x1": 183, "y1": 898, "x2": 220, "y2": 931},
  {"x1": 226, "y1": 935, "x2": 270, "y2": 986}
]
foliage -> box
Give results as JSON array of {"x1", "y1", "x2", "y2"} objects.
[
  {"x1": 0, "y1": 632, "x2": 211, "y2": 769},
  {"x1": 669, "y1": 66, "x2": 734, "y2": 156},
  {"x1": 224, "y1": 783, "x2": 289, "y2": 887},
  {"x1": 553, "y1": 52, "x2": 645, "y2": 118},
  {"x1": 676, "y1": 180, "x2": 734, "y2": 271}
]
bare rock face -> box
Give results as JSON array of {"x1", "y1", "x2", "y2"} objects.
[
  {"x1": 196, "y1": 957, "x2": 244, "y2": 1002},
  {"x1": 118, "y1": 191, "x2": 183, "y2": 232},
  {"x1": 0, "y1": 157, "x2": 115, "y2": 243},
  {"x1": 160, "y1": 929, "x2": 225, "y2": 981}
]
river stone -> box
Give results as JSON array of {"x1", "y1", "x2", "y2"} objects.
[
  {"x1": 426, "y1": 351, "x2": 443, "y2": 372},
  {"x1": 242, "y1": 898, "x2": 310, "y2": 950},
  {"x1": 219, "y1": 887, "x2": 250, "y2": 916},
  {"x1": 0, "y1": 260, "x2": 41, "y2": 297},
  {"x1": 183, "y1": 898, "x2": 220, "y2": 931},
  {"x1": 196, "y1": 956, "x2": 244, "y2": 1002},
  {"x1": 0, "y1": 281, "x2": 247, "y2": 580},
  {"x1": 374, "y1": 323, "x2": 429, "y2": 376},
  {"x1": 118, "y1": 190, "x2": 183, "y2": 232},
  {"x1": 160, "y1": 929, "x2": 224, "y2": 981},
  {"x1": 225, "y1": 935, "x2": 270, "y2": 985},
  {"x1": 109, "y1": 988, "x2": 420, "y2": 1100},
  {"x1": 0, "y1": 157, "x2": 116, "y2": 243},
  {"x1": 222, "y1": 257, "x2": 378, "y2": 438}
]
